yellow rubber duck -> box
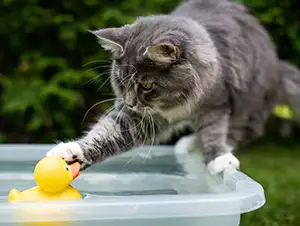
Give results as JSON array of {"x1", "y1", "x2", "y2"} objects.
[
  {"x1": 8, "y1": 156, "x2": 82, "y2": 202},
  {"x1": 8, "y1": 156, "x2": 82, "y2": 226}
]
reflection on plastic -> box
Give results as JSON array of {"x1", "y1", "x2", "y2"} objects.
[{"x1": 10, "y1": 202, "x2": 72, "y2": 226}]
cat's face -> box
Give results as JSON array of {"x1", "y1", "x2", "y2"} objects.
[
  {"x1": 91, "y1": 16, "x2": 219, "y2": 121},
  {"x1": 110, "y1": 47, "x2": 195, "y2": 116}
]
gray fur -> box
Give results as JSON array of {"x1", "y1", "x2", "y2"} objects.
[
  {"x1": 58, "y1": 0, "x2": 300, "y2": 169},
  {"x1": 280, "y1": 60, "x2": 300, "y2": 121}
]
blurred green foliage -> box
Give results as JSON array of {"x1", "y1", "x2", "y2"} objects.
[
  {"x1": 239, "y1": 0, "x2": 300, "y2": 66},
  {"x1": 0, "y1": 0, "x2": 299, "y2": 143}
]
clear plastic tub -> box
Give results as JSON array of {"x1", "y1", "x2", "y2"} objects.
[{"x1": 0, "y1": 144, "x2": 265, "y2": 226}]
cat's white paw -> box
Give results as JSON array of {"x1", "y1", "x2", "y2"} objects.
[
  {"x1": 207, "y1": 153, "x2": 240, "y2": 175},
  {"x1": 174, "y1": 135, "x2": 206, "y2": 177},
  {"x1": 46, "y1": 142, "x2": 85, "y2": 163},
  {"x1": 174, "y1": 135, "x2": 196, "y2": 155}
]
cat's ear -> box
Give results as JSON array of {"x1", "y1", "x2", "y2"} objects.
[
  {"x1": 145, "y1": 43, "x2": 180, "y2": 64},
  {"x1": 89, "y1": 28, "x2": 126, "y2": 57}
]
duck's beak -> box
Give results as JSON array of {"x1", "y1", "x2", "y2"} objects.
[{"x1": 69, "y1": 162, "x2": 80, "y2": 180}]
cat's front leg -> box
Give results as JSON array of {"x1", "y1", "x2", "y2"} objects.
[
  {"x1": 46, "y1": 109, "x2": 148, "y2": 170},
  {"x1": 178, "y1": 110, "x2": 239, "y2": 175},
  {"x1": 199, "y1": 110, "x2": 240, "y2": 174}
]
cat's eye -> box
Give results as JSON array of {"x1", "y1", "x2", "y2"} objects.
[{"x1": 140, "y1": 82, "x2": 153, "y2": 91}]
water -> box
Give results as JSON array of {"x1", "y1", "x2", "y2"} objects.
[
  {"x1": 0, "y1": 164, "x2": 220, "y2": 198},
  {"x1": 0, "y1": 149, "x2": 230, "y2": 199},
  {"x1": 0, "y1": 146, "x2": 236, "y2": 226}
]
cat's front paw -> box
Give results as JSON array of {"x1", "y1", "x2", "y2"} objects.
[
  {"x1": 46, "y1": 142, "x2": 89, "y2": 169},
  {"x1": 174, "y1": 135, "x2": 196, "y2": 155},
  {"x1": 207, "y1": 153, "x2": 240, "y2": 175}
]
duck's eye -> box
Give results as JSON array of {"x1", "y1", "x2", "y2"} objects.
[
  {"x1": 63, "y1": 165, "x2": 69, "y2": 171},
  {"x1": 140, "y1": 82, "x2": 153, "y2": 91}
]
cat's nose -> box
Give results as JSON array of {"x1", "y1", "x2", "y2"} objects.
[{"x1": 124, "y1": 93, "x2": 136, "y2": 108}]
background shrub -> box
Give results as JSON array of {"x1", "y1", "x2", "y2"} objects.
[{"x1": 0, "y1": 0, "x2": 299, "y2": 143}]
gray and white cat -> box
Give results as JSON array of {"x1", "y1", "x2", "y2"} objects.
[{"x1": 47, "y1": 0, "x2": 300, "y2": 174}]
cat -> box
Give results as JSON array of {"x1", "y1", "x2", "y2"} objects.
[{"x1": 47, "y1": 0, "x2": 300, "y2": 174}]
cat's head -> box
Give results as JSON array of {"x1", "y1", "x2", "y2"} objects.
[{"x1": 91, "y1": 16, "x2": 219, "y2": 121}]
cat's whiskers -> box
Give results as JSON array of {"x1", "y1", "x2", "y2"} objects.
[
  {"x1": 81, "y1": 98, "x2": 121, "y2": 124},
  {"x1": 123, "y1": 111, "x2": 146, "y2": 166},
  {"x1": 84, "y1": 64, "x2": 137, "y2": 91},
  {"x1": 87, "y1": 65, "x2": 115, "y2": 73},
  {"x1": 119, "y1": 113, "x2": 144, "y2": 133},
  {"x1": 83, "y1": 60, "x2": 112, "y2": 67},
  {"x1": 117, "y1": 64, "x2": 138, "y2": 75},
  {"x1": 140, "y1": 113, "x2": 149, "y2": 147},
  {"x1": 101, "y1": 105, "x2": 118, "y2": 119},
  {"x1": 79, "y1": 69, "x2": 112, "y2": 88},
  {"x1": 116, "y1": 73, "x2": 135, "y2": 88},
  {"x1": 115, "y1": 105, "x2": 125, "y2": 126},
  {"x1": 125, "y1": 111, "x2": 146, "y2": 147},
  {"x1": 97, "y1": 74, "x2": 114, "y2": 91},
  {"x1": 129, "y1": 72, "x2": 137, "y2": 84},
  {"x1": 143, "y1": 112, "x2": 156, "y2": 162}
]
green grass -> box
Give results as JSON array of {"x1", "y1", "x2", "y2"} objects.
[{"x1": 239, "y1": 137, "x2": 300, "y2": 226}]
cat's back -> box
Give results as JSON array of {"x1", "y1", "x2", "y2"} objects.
[
  {"x1": 172, "y1": 0, "x2": 280, "y2": 109},
  {"x1": 172, "y1": 0, "x2": 250, "y2": 22},
  {"x1": 172, "y1": 0, "x2": 248, "y2": 18},
  {"x1": 171, "y1": 0, "x2": 273, "y2": 46}
]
